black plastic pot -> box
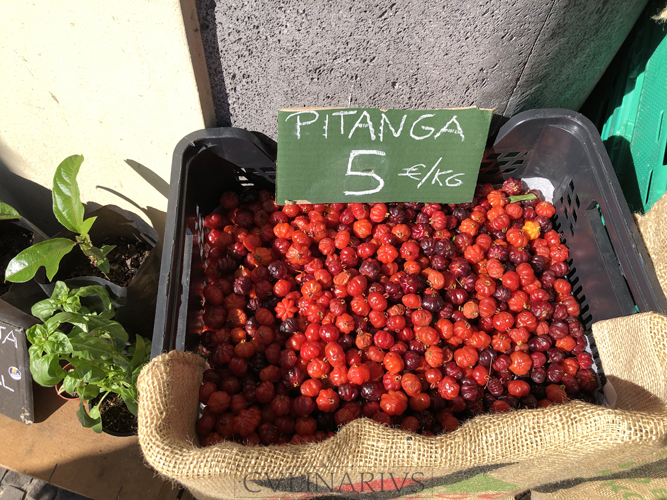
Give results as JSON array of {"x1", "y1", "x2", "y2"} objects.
[
  {"x1": 87, "y1": 399, "x2": 138, "y2": 437},
  {"x1": 0, "y1": 214, "x2": 49, "y2": 424}
]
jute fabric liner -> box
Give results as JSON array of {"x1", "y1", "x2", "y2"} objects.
[
  {"x1": 635, "y1": 193, "x2": 667, "y2": 301},
  {"x1": 138, "y1": 192, "x2": 667, "y2": 499}
]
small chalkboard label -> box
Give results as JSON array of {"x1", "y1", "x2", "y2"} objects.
[
  {"x1": 0, "y1": 301, "x2": 36, "y2": 424},
  {"x1": 276, "y1": 107, "x2": 492, "y2": 204}
]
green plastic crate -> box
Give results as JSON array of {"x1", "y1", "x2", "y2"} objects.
[{"x1": 583, "y1": 1, "x2": 667, "y2": 213}]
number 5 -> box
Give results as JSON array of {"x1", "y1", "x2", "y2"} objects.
[{"x1": 344, "y1": 150, "x2": 386, "y2": 196}]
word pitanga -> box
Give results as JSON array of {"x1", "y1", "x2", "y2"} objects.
[{"x1": 195, "y1": 179, "x2": 598, "y2": 447}]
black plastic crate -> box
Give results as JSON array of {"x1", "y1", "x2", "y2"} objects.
[
  {"x1": 152, "y1": 129, "x2": 276, "y2": 359},
  {"x1": 152, "y1": 109, "x2": 667, "y2": 390}
]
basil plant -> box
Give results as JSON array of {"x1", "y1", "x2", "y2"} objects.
[{"x1": 27, "y1": 281, "x2": 150, "y2": 433}]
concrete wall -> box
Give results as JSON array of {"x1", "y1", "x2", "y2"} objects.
[
  {"x1": 196, "y1": 0, "x2": 647, "y2": 138},
  {"x1": 0, "y1": 0, "x2": 214, "y2": 236}
]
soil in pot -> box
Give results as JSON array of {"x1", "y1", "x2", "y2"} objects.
[
  {"x1": 0, "y1": 222, "x2": 34, "y2": 296},
  {"x1": 63, "y1": 237, "x2": 151, "y2": 287},
  {"x1": 91, "y1": 393, "x2": 138, "y2": 435}
]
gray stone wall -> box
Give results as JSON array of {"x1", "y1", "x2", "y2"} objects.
[{"x1": 196, "y1": 0, "x2": 647, "y2": 138}]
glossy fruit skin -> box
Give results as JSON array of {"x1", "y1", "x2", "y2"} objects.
[
  {"x1": 507, "y1": 380, "x2": 530, "y2": 397},
  {"x1": 380, "y1": 390, "x2": 408, "y2": 416},
  {"x1": 437, "y1": 376, "x2": 460, "y2": 400},
  {"x1": 509, "y1": 351, "x2": 532, "y2": 376},
  {"x1": 196, "y1": 185, "x2": 588, "y2": 446},
  {"x1": 454, "y1": 346, "x2": 478, "y2": 368}
]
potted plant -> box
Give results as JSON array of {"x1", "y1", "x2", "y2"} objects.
[
  {"x1": 26, "y1": 281, "x2": 150, "y2": 434},
  {"x1": 4, "y1": 156, "x2": 117, "y2": 283},
  {"x1": 4, "y1": 155, "x2": 160, "y2": 338}
]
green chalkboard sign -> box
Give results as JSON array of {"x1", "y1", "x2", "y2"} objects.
[{"x1": 276, "y1": 107, "x2": 492, "y2": 204}]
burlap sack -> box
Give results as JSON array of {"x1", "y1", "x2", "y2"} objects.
[
  {"x1": 635, "y1": 193, "x2": 667, "y2": 301},
  {"x1": 138, "y1": 194, "x2": 667, "y2": 500}
]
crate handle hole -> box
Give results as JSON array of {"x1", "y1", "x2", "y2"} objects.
[
  {"x1": 582, "y1": 314, "x2": 593, "y2": 329},
  {"x1": 646, "y1": 170, "x2": 654, "y2": 205}
]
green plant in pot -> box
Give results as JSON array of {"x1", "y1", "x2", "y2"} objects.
[
  {"x1": 4, "y1": 155, "x2": 115, "y2": 283},
  {"x1": 27, "y1": 281, "x2": 150, "y2": 433}
]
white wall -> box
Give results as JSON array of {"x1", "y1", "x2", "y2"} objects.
[{"x1": 0, "y1": 0, "x2": 214, "y2": 236}]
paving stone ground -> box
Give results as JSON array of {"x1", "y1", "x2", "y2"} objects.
[{"x1": 0, "y1": 468, "x2": 91, "y2": 500}]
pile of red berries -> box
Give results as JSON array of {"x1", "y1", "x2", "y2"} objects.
[{"x1": 195, "y1": 178, "x2": 598, "y2": 447}]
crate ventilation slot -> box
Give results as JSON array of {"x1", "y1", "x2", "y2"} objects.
[
  {"x1": 479, "y1": 150, "x2": 529, "y2": 180},
  {"x1": 557, "y1": 179, "x2": 580, "y2": 238},
  {"x1": 193, "y1": 204, "x2": 206, "y2": 262},
  {"x1": 233, "y1": 164, "x2": 276, "y2": 188}
]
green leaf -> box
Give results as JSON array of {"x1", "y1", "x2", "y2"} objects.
[
  {"x1": 93, "y1": 319, "x2": 128, "y2": 343},
  {"x1": 90, "y1": 368, "x2": 108, "y2": 383},
  {"x1": 78, "y1": 216, "x2": 97, "y2": 237},
  {"x1": 69, "y1": 331, "x2": 116, "y2": 360},
  {"x1": 82, "y1": 244, "x2": 103, "y2": 261},
  {"x1": 74, "y1": 285, "x2": 113, "y2": 311},
  {"x1": 26, "y1": 324, "x2": 48, "y2": 346},
  {"x1": 129, "y1": 336, "x2": 147, "y2": 371},
  {"x1": 32, "y1": 283, "x2": 76, "y2": 320},
  {"x1": 28, "y1": 344, "x2": 42, "y2": 361},
  {"x1": 98, "y1": 310, "x2": 115, "y2": 320},
  {"x1": 31, "y1": 299, "x2": 59, "y2": 322},
  {"x1": 81, "y1": 245, "x2": 110, "y2": 274},
  {"x1": 120, "y1": 388, "x2": 139, "y2": 417},
  {"x1": 52, "y1": 155, "x2": 86, "y2": 234},
  {"x1": 30, "y1": 354, "x2": 65, "y2": 386},
  {"x1": 0, "y1": 202, "x2": 20, "y2": 220},
  {"x1": 42, "y1": 316, "x2": 66, "y2": 335},
  {"x1": 5, "y1": 238, "x2": 77, "y2": 283},
  {"x1": 62, "y1": 372, "x2": 81, "y2": 395},
  {"x1": 52, "y1": 312, "x2": 128, "y2": 342},
  {"x1": 53, "y1": 280, "x2": 70, "y2": 297},
  {"x1": 508, "y1": 193, "x2": 538, "y2": 203},
  {"x1": 100, "y1": 245, "x2": 115, "y2": 257},
  {"x1": 77, "y1": 399, "x2": 103, "y2": 433},
  {"x1": 97, "y1": 258, "x2": 110, "y2": 274},
  {"x1": 132, "y1": 363, "x2": 144, "y2": 387},
  {"x1": 63, "y1": 299, "x2": 82, "y2": 313},
  {"x1": 80, "y1": 384, "x2": 100, "y2": 400},
  {"x1": 43, "y1": 315, "x2": 69, "y2": 335},
  {"x1": 44, "y1": 331, "x2": 72, "y2": 355},
  {"x1": 70, "y1": 359, "x2": 107, "y2": 383},
  {"x1": 88, "y1": 404, "x2": 101, "y2": 420}
]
